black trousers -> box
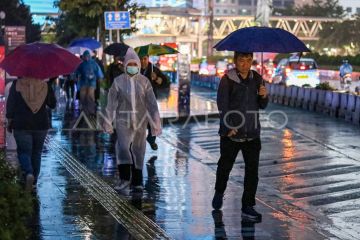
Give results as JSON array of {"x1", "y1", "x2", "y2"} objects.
[
  {"x1": 95, "y1": 79, "x2": 100, "y2": 100},
  {"x1": 215, "y1": 137, "x2": 261, "y2": 207},
  {"x1": 64, "y1": 80, "x2": 75, "y2": 99},
  {"x1": 146, "y1": 123, "x2": 156, "y2": 145},
  {"x1": 118, "y1": 164, "x2": 143, "y2": 186}
]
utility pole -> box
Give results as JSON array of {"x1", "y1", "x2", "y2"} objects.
[{"x1": 207, "y1": 0, "x2": 214, "y2": 57}]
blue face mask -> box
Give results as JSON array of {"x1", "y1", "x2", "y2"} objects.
[{"x1": 126, "y1": 66, "x2": 139, "y2": 75}]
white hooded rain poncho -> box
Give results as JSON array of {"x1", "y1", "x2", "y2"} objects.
[{"x1": 104, "y1": 48, "x2": 161, "y2": 169}]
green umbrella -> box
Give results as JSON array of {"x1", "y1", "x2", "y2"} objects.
[{"x1": 135, "y1": 44, "x2": 178, "y2": 57}]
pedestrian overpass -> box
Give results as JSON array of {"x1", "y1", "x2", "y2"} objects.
[
  {"x1": 127, "y1": 14, "x2": 338, "y2": 57},
  {"x1": 39, "y1": 11, "x2": 339, "y2": 57}
]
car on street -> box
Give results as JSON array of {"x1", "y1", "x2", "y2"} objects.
[{"x1": 272, "y1": 57, "x2": 320, "y2": 87}]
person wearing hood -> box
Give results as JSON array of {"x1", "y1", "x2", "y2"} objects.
[
  {"x1": 6, "y1": 77, "x2": 57, "y2": 192},
  {"x1": 104, "y1": 48, "x2": 161, "y2": 191},
  {"x1": 75, "y1": 50, "x2": 104, "y2": 115},
  {"x1": 106, "y1": 55, "x2": 125, "y2": 88}
]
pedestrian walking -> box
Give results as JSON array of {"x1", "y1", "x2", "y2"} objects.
[
  {"x1": 92, "y1": 50, "x2": 105, "y2": 101},
  {"x1": 104, "y1": 48, "x2": 161, "y2": 192},
  {"x1": 63, "y1": 73, "x2": 76, "y2": 102},
  {"x1": 6, "y1": 77, "x2": 57, "y2": 192},
  {"x1": 76, "y1": 50, "x2": 103, "y2": 116},
  {"x1": 140, "y1": 55, "x2": 169, "y2": 150},
  {"x1": 47, "y1": 77, "x2": 57, "y2": 129},
  {"x1": 106, "y1": 55, "x2": 124, "y2": 88},
  {"x1": 212, "y1": 52, "x2": 268, "y2": 222}
]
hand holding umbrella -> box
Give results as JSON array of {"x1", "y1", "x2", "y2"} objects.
[{"x1": 258, "y1": 85, "x2": 267, "y2": 98}]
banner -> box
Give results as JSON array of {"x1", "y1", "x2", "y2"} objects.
[
  {"x1": 0, "y1": 46, "x2": 4, "y2": 95},
  {"x1": 0, "y1": 45, "x2": 5, "y2": 147}
]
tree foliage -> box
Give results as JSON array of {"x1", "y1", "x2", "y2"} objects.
[
  {"x1": 0, "y1": 154, "x2": 33, "y2": 240},
  {"x1": 274, "y1": 0, "x2": 344, "y2": 18},
  {"x1": 272, "y1": 0, "x2": 360, "y2": 53},
  {"x1": 54, "y1": 0, "x2": 146, "y2": 46},
  {"x1": 0, "y1": 0, "x2": 41, "y2": 43},
  {"x1": 317, "y1": 15, "x2": 360, "y2": 54}
]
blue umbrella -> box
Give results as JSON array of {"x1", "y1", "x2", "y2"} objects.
[
  {"x1": 213, "y1": 26, "x2": 310, "y2": 53},
  {"x1": 69, "y1": 37, "x2": 101, "y2": 50},
  {"x1": 67, "y1": 46, "x2": 92, "y2": 55}
]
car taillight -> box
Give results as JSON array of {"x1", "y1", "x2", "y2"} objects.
[{"x1": 267, "y1": 69, "x2": 272, "y2": 75}]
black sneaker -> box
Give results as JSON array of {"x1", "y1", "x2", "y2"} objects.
[
  {"x1": 212, "y1": 192, "x2": 224, "y2": 210},
  {"x1": 25, "y1": 174, "x2": 34, "y2": 192},
  {"x1": 150, "y1": 143, "x2": 158, "y2": 150},
  {"x1": 241, "y1": 206, "x2": 262, "y2": 222}
]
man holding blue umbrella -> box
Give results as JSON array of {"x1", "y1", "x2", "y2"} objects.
[
  {"x1": 212, "y1": 26, "x2": 310, "y2": 222},
  {"x1": 212, "y1": 51, "x2": 268, "y2": 222}
]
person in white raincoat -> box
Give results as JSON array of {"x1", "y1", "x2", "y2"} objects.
[{"x1": 104, "y1": 47, "x2": 161, "y2": 191}]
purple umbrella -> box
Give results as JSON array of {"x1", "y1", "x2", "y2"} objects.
[{"x1": 0, "y1": 42, "x2": 82, "y2": 79}]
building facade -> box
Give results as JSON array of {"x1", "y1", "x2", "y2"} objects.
[
  {"x1": 135, "y1": 0, "x2": 193, "y2": 8},
  {"x1": 295, "y1": 0, "x2": 360, "y2": 17},
  {"x1": 294, "y1": 0, "x2": 313, "y2": 7},
  {"x1": 338, "y1": 0, "x2": 360, "y2": 17},
  {"x1": 213, "y1": 0, "x2": 295, "y2": 16},
  {"x1": 136, "y1": 0, "x2": 295, "y2": 16},
  {"x1": 23, "y1": 0, "x2": 58, "y2": 24}
]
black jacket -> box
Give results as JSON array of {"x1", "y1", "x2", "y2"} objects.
[
  {"x1": 141, "y1": 63, "x2": 169, "y2": 97},
  {"x1": 6, "y1": 80, "x2": 57, "y2": 130},
  {"x1": 106, "y1": 62, "x2": 124, "y2": 87},
  {"x1": 217, "y1": 69, "x2": 268, "y2": 139}
]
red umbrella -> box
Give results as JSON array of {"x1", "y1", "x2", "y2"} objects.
[{"x1": 0, "y1": 42, "x2": 82, "y2": 79}]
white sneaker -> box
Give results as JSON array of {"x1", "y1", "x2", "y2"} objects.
[{"x1": 114, "y1": 180, "x2": 130, "y2": 191}]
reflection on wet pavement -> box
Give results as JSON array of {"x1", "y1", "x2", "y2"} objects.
[{"x1": 22, "y1": 86, "x2": 360, "y2": 239}]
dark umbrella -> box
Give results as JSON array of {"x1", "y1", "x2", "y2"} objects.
[
  {"x1": 69, "y1": 37, "x2": 101, "y2": 50},
  {"x1": 214, "y1": 26, "x2": 310, "y2": 53},
  {"x1": 104, "y1": 43, "x2": 130, "y2": 58},
  {"x1": 0, "y1": 42, "x2": 82, "y2": 79},
  {"x1": 214, "y1": 26, "x2": 310, "y2": 77}
]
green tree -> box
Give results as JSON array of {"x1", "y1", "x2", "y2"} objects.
[
  {"x1": 54, "y1": 0, "x2": 145, "y2": 46},
  {"x1": 274, "y1": 0, "x2": 344, "y2": 18},
  {"x1": 317, "y1": 15, "x2": 360, "y2": 54},
  {"x1": 0, "y1": 152, "x2": 34, "y2": 240},
  {"x1": 272, "y1": 0, "x2": 359, "y2": 53},
  {"x1": 0, "y1": 0, "x2": 41, "y2": 43}
]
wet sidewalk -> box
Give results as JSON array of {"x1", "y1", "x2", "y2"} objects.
[{"x1": 6, "y1": 85, "x2": 360, "y2": 239}]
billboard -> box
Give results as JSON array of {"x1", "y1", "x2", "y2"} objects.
[{"x1": 5, "y1": 26, "x2": 26, "y2": 52}]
